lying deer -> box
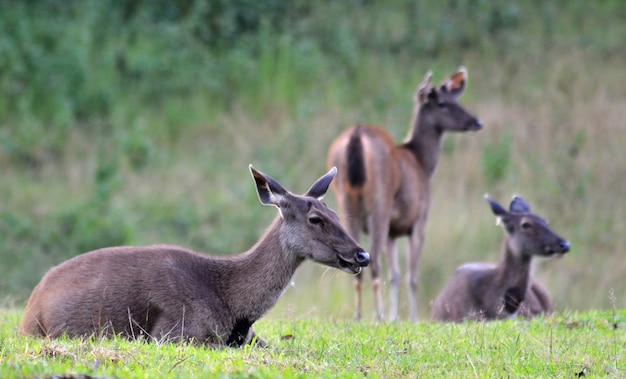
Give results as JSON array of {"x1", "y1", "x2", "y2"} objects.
[
  {"x1": 430, "y1": 195, "x2": 570, "y2": 322},
  {"x1": 20, "y1": 165, "x2": 370, "y2": 347},
  {"x1": 327, "y1": 67, "x2": 482, "y2": 321}
]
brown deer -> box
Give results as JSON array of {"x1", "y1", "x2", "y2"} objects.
[
  {"x1": 327, "y1": 67, "x2": 482, "y2": 321},
  {"x1": 430, "y1": 195, "x2": 570, "y2": 322},
  {"x1": 19, "y1": 165, "x2": 370, "y2": 347}
]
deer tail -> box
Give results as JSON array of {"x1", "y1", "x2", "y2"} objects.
[{"x1": 346, "y1": 125, "x2": 366, "y2": 187}]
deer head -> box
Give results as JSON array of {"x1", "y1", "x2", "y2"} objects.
[
  {"x1": 415, "y1": 67, "x2": 483, "y2": 133},
  {"x1": 486, "y1": 195, "x2": 571, "y2": 259},
  {"x1": 250, "y1": 165, "x2": 370, "y2": 274}
]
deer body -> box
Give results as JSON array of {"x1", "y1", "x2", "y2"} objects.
[
  {"x1": 431, "y1": 196, "x2": 570, "y2": 322},
  {"x1": 327, "y1": 67, "x2": 482, "y2": 321},
  {"x1": 20, "y1": 166, "x2": 369, "y2": 347}
]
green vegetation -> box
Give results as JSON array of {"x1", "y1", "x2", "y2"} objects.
[
  {"x1": 0, "y1": 0, "x2": 624, "y2": 325},
  {"x1": 1, "y1": 308, "x2": 625, "y2": 378}
]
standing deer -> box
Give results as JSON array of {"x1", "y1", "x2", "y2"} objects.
[
  {"x1": 327, "y1": 67, "x2": 482, "y2": 321},
  {"x1": 20, "y1": 165, "x2": 370, "y2": 347},
  {"x1": 430, "y1": 195, "x2": 570, "y2": 322}
]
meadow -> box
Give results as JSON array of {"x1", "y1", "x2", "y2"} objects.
[
  {"x1": 1, "y1": 308, "x2": 625, "y2": 378},
  {"x1": 0, "y1": 0, "x2": 625, "y2": 377}
]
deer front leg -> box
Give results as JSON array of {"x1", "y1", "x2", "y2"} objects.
[
  {"x1": 387, "y1": 238, "x2": 400, "y2": 322},
  {"x1": 246, "y1": 328, "x2": 268, "y2": 348},
  {"x1": 408, "y1": 221, "x2": 426, "y2": 323}
]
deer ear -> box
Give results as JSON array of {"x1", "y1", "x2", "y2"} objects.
[
  {"x1": 305, "y1": 167, "x2": 337, "y2": 200},
  {"x1": 249, "y1": 165, "x2": 288, "y2": 207},
  {"x1": 509, "y1": 196, "x2": 531, "y2": 213},
  {"x1": 440, "y1": 66, "x2": 467, "y2": 97},
  {"x1": 415, "y1": 70, "x2": 433, "y2": 104},
  {"x1": 426, "y1": 87, "x2": 439, "y2": 104},
  {"x1": 485, "y1": 194, "x2": 507, "y2": 217}
]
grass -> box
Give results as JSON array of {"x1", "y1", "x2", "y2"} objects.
[{"x1": 1, "y1": 308, "x2": 624, "y2": 378}]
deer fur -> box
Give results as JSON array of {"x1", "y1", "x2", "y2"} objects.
[
  {"x1": 19, "y1": 165, "x2": 370, "y2": 347},
  {"x1": 327, "y1": 67, "x2": 482, "y2": 322},
  {"x1": 430, "y1": 195, "x2": 570, "y2": 322}
]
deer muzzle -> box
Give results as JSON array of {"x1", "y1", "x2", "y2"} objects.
[
  {"x1": 558, "y1": 240, "x2": 570, "y2": 253},
  {"x1": 355, "y1": 251, "x2": 370, "y2": 266},
  {"x1": 339, "y1": 250, "x2": 370, "y2": 274},
  {"x1": 546, "y1": 239, "x2": 571, "y2": 256},
  {"x1": 468, "y1": 118, "x2": 483, "y2": 131}
]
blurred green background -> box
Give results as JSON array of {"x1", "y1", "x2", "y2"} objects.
[{"x1": 0, "y1": 0, "x2": 624, "y2": 321}]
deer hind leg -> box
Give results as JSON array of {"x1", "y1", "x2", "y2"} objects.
[
  {"x1": 387, "y1": 238, "x2": 400, "y2": 322},
  {"x1": 341, "y1": 199, "x2": 364, "y2": 321},
  {"x1": 368, "y1": 246, "x2": 385, "y2": 321},
  {"x1": 367, "y1": 212, "x2": 389, "y2": 321},
  {"x1": 353, "y1": 272, "x2": 364, "y2": 320},
  {"x1": 371, "y1": 275, "x2": 384, "y2": 322}
]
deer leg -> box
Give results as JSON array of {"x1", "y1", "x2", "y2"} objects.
[
  {"x1": 387, "y1": 238, "x2": 400, "y2": 322},
  {"x1": 368, "y1": 213, "x2": 388, "y2": 321},
  {"x1": 407, "y1": 224, "x2": 425, "y2": 323},
  {"x1": 353, "y1": 272, "x2": 364, "y2": 320},
  {"x1": 342, "y1": 200, "x2": 364, "y2": 321},
  {"x1": 372, "y1": 277, "x2": 384, "y2": 321},
  {"x1": 368, "y1": 249, "x2": 384, "y2": 321},
  {"x1": 246, "y1": 328, "x2": 268, "y2": 348}
]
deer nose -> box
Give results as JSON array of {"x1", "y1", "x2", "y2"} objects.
[
  {"x1": 354, "y1": 251, "x2": 370, "y2": 266},
  {"x1": 472, "y1": 119, "x2": 483, "y2": 130},
  {"x1": 559, "y1": 241, "x2": 570, "y2": 253}
]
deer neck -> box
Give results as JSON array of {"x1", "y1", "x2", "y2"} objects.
[
  {"x1": 222, "y1": 217, "x2": 304, "y2": 322},
  {"x1": 496, "y1": 237, "x2": 533, "y2": 298},
  {"x1": 403, "y1": 108, "x2": 443, "y2": 177}
]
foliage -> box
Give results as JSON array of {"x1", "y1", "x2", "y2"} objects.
[{"x1": 1, "y1": 0, "x2": 607, "y2": 138}]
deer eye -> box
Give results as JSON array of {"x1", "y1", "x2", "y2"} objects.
[
  {"x1": 309, "y1": 216, "x2": 323, "y2": 226},
  {"x1": 521, "y1": 222, "x2": 532, "y2": 229},
  {"x1": 437, "y1": 102, "x2": 448, "y2": 108}
]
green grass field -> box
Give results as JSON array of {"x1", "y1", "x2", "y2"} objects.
[{"x1": 1, "y1": 308, "x2": 624, "y2": 378}]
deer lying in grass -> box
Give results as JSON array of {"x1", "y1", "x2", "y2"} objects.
[
  {"x1": 19, "y1": 165, "x2": 370, "y2": 347},
  {"x1": 327, "y1": 67, "x2": 482, "y2": 322},
  {"x1": 430, "y1": 195, "x2": 570, "y2": 322}
]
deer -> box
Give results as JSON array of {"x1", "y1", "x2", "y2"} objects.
[
  {"x1": 430, "y1": 195, "x2": 570, "y2": 322},
  {"x1": 19, "y1": 165, "x2": 370, "y2": 347},
  {"x1": 327, "y1": 67, "x2": 482, "y2": 322}
]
